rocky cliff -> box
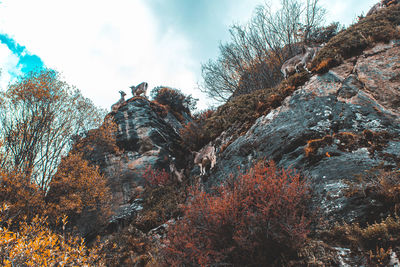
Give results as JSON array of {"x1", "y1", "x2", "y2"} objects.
[
  {"x1": 81, "y1": 96, "x2": 191, "y2": 228},
  {"x1": 207, "y1": 40, "x2": 400, "y2": 224},
  {"x1": 75, "y1": 4, "x2": 400, "y2": 265}
]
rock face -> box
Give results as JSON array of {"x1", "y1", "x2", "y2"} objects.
[
  {"x1": 102, "y1": 97, "x2": 189, "y2": 219},
  {"x1": 207, "y1": 40, "x2": 400, "y2": 223}
]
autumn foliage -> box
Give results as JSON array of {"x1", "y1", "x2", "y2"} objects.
[
  {"x1": 46, "y1": 152, "x2": 111, "y2": 227},
  {"x1": 0, "y1": 171, "x2": 45, "y2": 225},
  {"x1": 0, "y1": 204, "x2": 104, "y2": 266},
  {"x1": 71, "y1": 118, "x2": 120, "y2": 166},
  {"x1": 142, "y1": 166, "x2": 171, "y2": 187},
  {"x1": 0, "y1": 69, "x2": 104, "y2": 190},
  {"x1": 163, "y1": 161, "x2": 311, "y2": 266},
  {"x1": 150, "y1": 86, "x2": 197, "y2": 115}
]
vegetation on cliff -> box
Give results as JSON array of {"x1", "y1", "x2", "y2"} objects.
[{"x1": 0, "y1": 1, "x2": 400, "y2": 266}]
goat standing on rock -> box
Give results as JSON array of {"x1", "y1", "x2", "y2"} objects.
[
  {"x1": 281, "y1": 46, "x2": 320, "y2": 79},
  {"x1": 111, "y1": 90, "x2": 126, "y2": 113},
  {"x1": 193, "y1": 146, "x2": 216, "y2": 176},
  {"x1": 130, "y1": 82, "x2": 148, "y2": 97}
]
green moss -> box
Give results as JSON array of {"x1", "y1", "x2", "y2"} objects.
[{"x1": 311, "y1": 4, "x2": 400, "y2": 73}]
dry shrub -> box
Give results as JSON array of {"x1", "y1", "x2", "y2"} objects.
[
  {"x1": 163, "y1": 161, "x2": 311, "y2": 266},
  {"x1": 369, "y1": 170, "x2": 400, "y2": 209},
  {"x1": 136, "y1": 185, "x2": 186, "y2": 233},
  {"x1": 46, "y1": 152, "x2": 111, "y2": 227},
  {"x1": 180, "y1": 109, "x2": 214, "y2": 151},
  {"x1": 313, "y1": 58, "x2": 337, "y2": 74},
  {"x1": 0, "y1": 204, "x2": 105, "y2": 266},
  {"x1": 311, "y1": 4, "x2": 400, "y2": 73},
  {"x1": 0, "y1": 172, "x2": 45, "y2": 225},
  {"x1": 304, "y1": 135, "x2": 334, "y2": 157},
  {"x1": 149, "y1": 100, "x2": 169, "y2": 118},
  {"x1": 99, "y1": 225, "x2": 155, "y2": 267},
  {"x1": 325, "y1": 215, "x2": 400, "y2": 265},
  {"x1": 71, "y1": 118, "x2": 121, "y2": 165},
  {"x1": 304, "y1": 130, "x2": 392, "y2": 161},
  {"x1": 142, "y1": 166, "x2": 171, "y2": 187},
  {"x1": 345, "y1": 169, "x2": 400, "y2": 215},
  {"x1": 151, "y1": 86, "x2": 197, "y2": 115}
]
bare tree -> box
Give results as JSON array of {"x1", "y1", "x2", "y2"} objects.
[
  {"x1": 0, "y1": 69, "x2": 105, "y2": 189},
  {"x1": 200, "y1": 0, "x2": 326, "y2": 103},
  {"x1": 302, "y1": 0, "x2": 327, "y2": 44}
]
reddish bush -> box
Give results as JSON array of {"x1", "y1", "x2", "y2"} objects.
[
  {"x1": 149, "y1": 100, "x2": 169, "y2": 118},
  {"x1": 142, "y1": 166, "x2": 171, "y2": 187},
  {"x1": 163, "y1": 161, "x2": 311, "y2": 266},
  {"x1": 312, "y1": 58, "x2": 336, "y2": 74}
]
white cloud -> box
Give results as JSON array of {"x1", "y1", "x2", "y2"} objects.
[
  {"x1": 0, "y1": 0, "x2": 201, "y2": 109},
  {"x1": 0, "y1": 0, "x2": 385, "y2": 111},
  {"x1": 320, "y1": 0, "x2": 377, "y2": 26},
  {"x1": 0, "y1": 43, "x2": 22, "y2": 90}
]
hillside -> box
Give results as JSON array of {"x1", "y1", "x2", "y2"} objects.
[
  {"x1": 64, "y1": 3, "x2": 400, "y2": 265},
  {"x1": 1, "y1": 1, "x2": 400, "y2": 266}
]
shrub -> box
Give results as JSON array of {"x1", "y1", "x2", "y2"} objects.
[
  {"x1": 142, "y1": 166, "x2": 171, "y2": 187},
  {"x1": 325, "y1": 215, "x2": 400, "y2": 265},
  {"x1": 150, "y1": 86, "x2": 197, "y2": 115},
  {"x1": 149, "y1": 100, "x2": 169, "y2": 118},
  {"x1": 345, "y1": 169, "x2": 400, "y2": 215},
  {"x1": 98, "y1": 225, "x2": 155, "y2": 267},
  {"x1": 313, "y1": 58, "x2": 337, "y2": 74},
  {"x1": 71, "y1": 118, "x2": 121, "y2": 166},
  {"x1": 163, "y1": 161, "x2": 311, "y2": 266},
  {"x1": 180, "y1": 109, "x2": 214, "y2": 151},
  {"x1": 136, "y1": 184, "x2": 186, "y2": 233},
  {"x1": 46, "y1": 153, "x2": 111, "y2": 227},
  {"x1": 0, "y1": 171, "x2": 45, "y2": 226},
  {"x1": 304, "y1": 131, "x2": 391, "y2": 161},
  {"x1": 0, "y1": 204, "x2": 104, "y2": 266},
  {"x1": 310, "y1": 4, "x2": 400, "y2": 73}
]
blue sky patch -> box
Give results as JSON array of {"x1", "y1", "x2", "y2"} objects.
[{"x1": 0, "y1": 33, "x2": 45, "y2": 75}]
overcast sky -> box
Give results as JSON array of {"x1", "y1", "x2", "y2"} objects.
[{"x1": 0, "y1": 0, "x2": 377, "y2": 110}]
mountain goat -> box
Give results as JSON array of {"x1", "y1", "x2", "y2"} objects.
[
  {"x1": 130, "y1": 82, "x2": 148, "y2": 97},
  {"x1": 281, "y1": 46, "x2": 320, "y2": 79},
  {"x1": 111, "y1": 90, "x2": 126, "y2": 113},
  {"x1": 193, "y1": 145, "x2": 216, "y2": 176}
]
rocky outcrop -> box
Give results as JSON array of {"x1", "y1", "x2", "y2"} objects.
[
  {"x1": 102, "y1": 97, "x2": 190, "y2": 221},
  {"x1": 207, "y1": 40, "x2": 400, "y2": 224}
]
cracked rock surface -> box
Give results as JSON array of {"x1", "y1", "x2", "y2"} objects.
[
  {"x1": 101, "y1": 98, "x2": 189, "y2": 220},
  {"x1": 207, "y1": 40, "x2": 400, "y2": 224}
]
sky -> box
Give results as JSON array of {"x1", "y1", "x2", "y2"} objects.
[{"x1": 0, "y1": 0, "x2": 378, "y2": 110}]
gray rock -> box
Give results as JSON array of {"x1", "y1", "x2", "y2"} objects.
[
  {"x1": 102, "y1": 98, "x2": 190, "y2": 222},
  {"x1": 206, "y1": 40, "x2": 400, "y2": 224}
]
